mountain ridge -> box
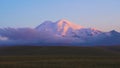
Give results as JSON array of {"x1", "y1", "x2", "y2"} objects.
[{"x1": 0, "y1": 19, "x2": 120, "y2": 46}]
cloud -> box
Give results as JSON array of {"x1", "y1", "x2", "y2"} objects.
[{"x1": 0, "y1": 36, "x2": 8, "y2": 41}]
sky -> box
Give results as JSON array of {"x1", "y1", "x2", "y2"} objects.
[{"x1": 0, "y1": 0, "x2": 120, "y2": 32}]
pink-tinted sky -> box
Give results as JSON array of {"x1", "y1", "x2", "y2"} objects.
[{"x1": 0, "y1": 0, "x2": 120, "y2": 32}]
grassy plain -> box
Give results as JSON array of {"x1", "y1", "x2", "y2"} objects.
[{"x1": 0, "y1": 46, "x2": 120, "y2": 68}]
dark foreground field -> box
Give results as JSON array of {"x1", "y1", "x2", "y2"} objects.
[{"x1": 0, "y1": 46, "x2": 120, "y2": 68}]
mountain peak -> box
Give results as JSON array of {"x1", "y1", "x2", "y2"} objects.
[
  {"x1": 109, "y1": 30, "x2": 120, "y2": 35},
  {"x1": 57, "y1": 19, "x2": 83, "y2": 36},
  {"x1": 57, "y1": 19, "x2": 70, "y2": 23},
  {"x1": 110, "y1": 30, "x2": 118, "y2": 33}
]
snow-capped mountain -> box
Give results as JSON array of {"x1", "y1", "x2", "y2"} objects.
[
  {"x1": 95, "y1": 30, "x2": 120, "y2": 45},
  {"x1": 0, "y1": 19, "x2": 120, "y2": 46},
  {"x1": 36, "y1": 19, "x2": 102, "y2": 38}
]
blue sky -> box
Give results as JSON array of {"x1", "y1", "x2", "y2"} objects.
[{"x1": 0, "y1": 0, "x2": 120, "y2": 32}]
